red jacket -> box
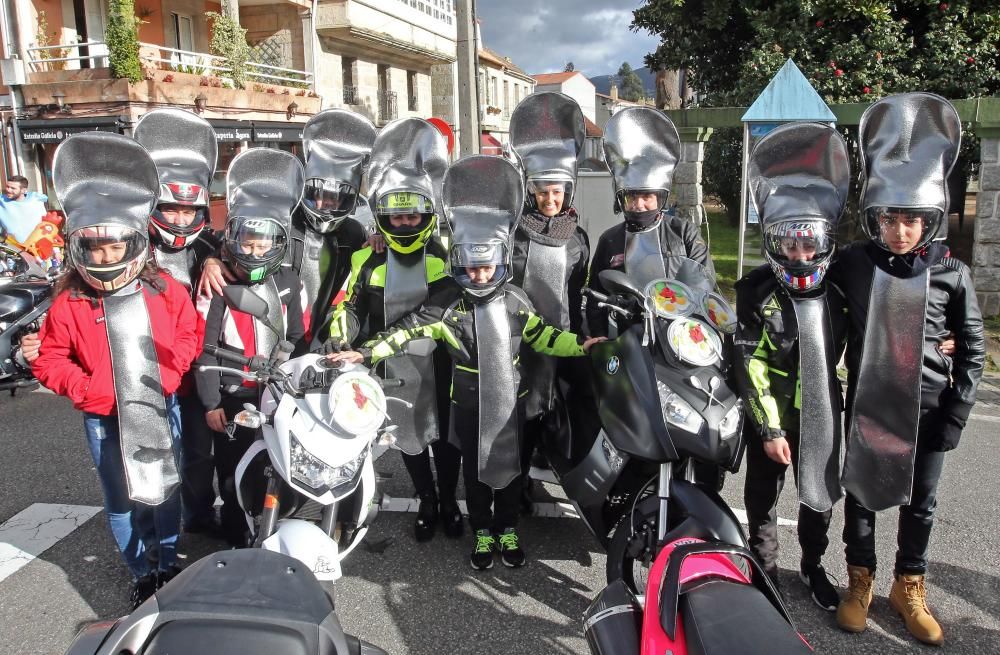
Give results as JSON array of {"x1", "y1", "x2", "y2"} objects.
[{"x1": 34, "y1": 273, "x2": 200, "y2": 416}]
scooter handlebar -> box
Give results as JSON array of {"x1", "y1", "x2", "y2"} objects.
[{"x1": 203, "y1": 344, "x2": 251, "y2": 368}]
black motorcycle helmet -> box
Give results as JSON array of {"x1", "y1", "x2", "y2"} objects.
[{"x1": 222, "y1": 216, "x2": 288, "y2": 283}]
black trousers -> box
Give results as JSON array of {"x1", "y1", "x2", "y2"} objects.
[
  {"x1": 211, "y1": 394, "x2": 258, "y2": 545},
  {"x1": 843, "y1": 410, "x2": 945, "y2": 576},
  {"x1": 401, "y1": 441, "x2": 462, "y2": 501},
  {"x1": 400, "y1": 351, "x2": 461, "y2": 501},
  {"x1": 453, "y1": 403, "x2": 521, "y2": 531},
  {"x1": 178, "y1": 390, "x2": 216, "y2": 527},
  {"x1": 743, "y1": 429, "x2": 832, "y2": 572}
]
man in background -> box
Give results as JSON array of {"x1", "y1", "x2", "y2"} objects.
[{"x1": 0, "y1": 176, "x2": 49, "y2": 245}]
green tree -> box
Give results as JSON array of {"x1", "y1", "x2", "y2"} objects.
[
  {"x1": 106, "y1": 0, "x2": 142, "y2": 83},
  {"x1": 617, "y1": 62, "x2": 646, "y2": 101},
  {"x1": 632, "y1": 0, "x2": 1000, "y2": 224},
  {"x1": 207, "y1": 5, "x2": 251, "y2": 90}
]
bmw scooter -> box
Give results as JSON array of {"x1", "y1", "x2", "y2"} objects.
[{"x1": 0, "y1": 250, "x2": 54, "y2": 394}]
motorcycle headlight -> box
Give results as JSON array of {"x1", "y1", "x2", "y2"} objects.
[
  {"x1": 290, "y1": 433, "x2": 367, "y2": 491},
  {"x1": 719, "y1": 402, "x2": 742, "y2": 440},
  {"x1": 657, "y1": 381, "x2": 705, "y2": 434}
]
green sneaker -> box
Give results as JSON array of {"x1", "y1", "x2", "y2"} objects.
[
  {"x1": 470, "y1": 529, "x2": 495, "y2": 570},
  {"x1": 497, "y1": 527, "x2": 525, "y2": 567}
]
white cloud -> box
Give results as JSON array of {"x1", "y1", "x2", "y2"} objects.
[{"x1": 477, "y1": 0, "x2": 659, "y2": 77}]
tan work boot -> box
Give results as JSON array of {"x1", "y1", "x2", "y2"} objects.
[
  {"x1": 889, "y1": 573, "x2": 944, "y2": 646},
  {"x1": 836, "y1": 565, "x2": 875, "y2": 633}
]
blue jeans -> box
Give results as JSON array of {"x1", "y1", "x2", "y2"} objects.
[{"x1": 84, "y1": 395, "x2": 182, "y2": 579}]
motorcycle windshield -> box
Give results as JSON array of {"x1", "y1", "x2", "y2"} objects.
[
  {"x1": 661, "y1": 255, "x2": 717, "y2": 293},
  {"x1": 647, "y1": 256, "x2": 736, "y2": 335}
]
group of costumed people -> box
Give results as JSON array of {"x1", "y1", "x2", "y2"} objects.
[{"x1": 18, "y1": 90, "x2": 984, "y2": 648}]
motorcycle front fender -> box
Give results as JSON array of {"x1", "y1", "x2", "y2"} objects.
[
  {"x1": 262, "y1": 519, "x2": 342, "y2": 581},
  {"x1": 670, "y1": 479, "x2": 748, "y2": 548}
]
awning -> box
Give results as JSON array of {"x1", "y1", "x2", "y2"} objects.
[
  {"x1": 480, "y1": 132, "x2": 502, "y2": 155},
  {"x1": 252, "y1": 121, "x2": 304, "y2": 143},
  {"x1": 18, "y1": 117, "x2": 122, "y2": 143}
]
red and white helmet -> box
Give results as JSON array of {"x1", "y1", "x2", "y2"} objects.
[{"x1": 68, "y1": 224, "x2": 149, "y2": 292}]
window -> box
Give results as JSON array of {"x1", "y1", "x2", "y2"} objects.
[
  {"x1": 171, "y1": 13, "x2": 194, "y2": 52},
  {"x1": 479, "y1": 72, "x2": 486, "y2": 104},
  {"x1": 407, "y1": 70, "x2": 418, "y2": 111},
  {"x1": 503, "y1": 79, "x2": 509, "y2": 115},
  {"x1": 342, "y1": 57, "x2": 358, "y2": 104},
  {"x1": 491, "y1": 77, "x2": 498, "y2": 107}
]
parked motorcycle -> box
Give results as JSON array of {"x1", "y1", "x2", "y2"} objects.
[
  {"x1": 200, "y1": 286, "x2": 405, "y2": 593},
  {"x1": 65, "y1": 547, "x2": 388, "y2": 655},
  {"x1": 0, "y1": 250, "x2": 54, "y2": 394},
  {"x1": 570, "y1": 262, "x2": 811, "y2": 654},
  {"x1": 546, "y1": 258, "x2": 745, "y2": 591}
]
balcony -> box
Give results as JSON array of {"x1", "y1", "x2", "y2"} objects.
[
  {"x1": 379, "y1": 90, "x2": 398, "y2": 123},
  {"x1": 20, "y1": 42, "x2": 320, "y2": 122}
]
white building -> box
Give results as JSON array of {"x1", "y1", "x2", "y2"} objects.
[
  {"x1": 477, "y1": 46, "x2": 534, "y2": 154},
  {"x1": 313, "y1": 0, "x2": 458, "y2": 128},
  {"x1": 531, "y1": 70, "x2": 597, "y2": 124}
]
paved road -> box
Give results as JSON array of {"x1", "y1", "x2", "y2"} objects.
[{"x1": 1, "y1": 384, "x2": 998, "y2": 654}]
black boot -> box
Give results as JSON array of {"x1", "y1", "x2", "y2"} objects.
[
  {"x1": 439, "y1": 496, "x2": 464, "y2": 538},
  {"x1": 414, "y1": 490, "x2": 439, "y2": 542}
]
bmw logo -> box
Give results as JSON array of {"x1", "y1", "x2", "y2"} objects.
[{"x1": 606, "y1": 356, "x2": 620, "y2": 375}]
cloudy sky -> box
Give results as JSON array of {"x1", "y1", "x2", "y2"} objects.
[{"x1": 476, "y1": 0, "x2": 660, "y2": 77}]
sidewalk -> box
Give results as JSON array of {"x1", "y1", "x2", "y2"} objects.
[{"x1": 977, "y1": 371, "x2": 1000, "y2": 410}]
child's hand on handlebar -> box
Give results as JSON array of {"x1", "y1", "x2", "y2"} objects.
[
  {"x1": 326, "y1": 350, "x2": 365, "y2": 365},
  {"x1": 205, "y1": 408, "x2": 228, "y2": 433},
  {"x1": 583, "y1": 336, "x2": 608, "y2": 353}
]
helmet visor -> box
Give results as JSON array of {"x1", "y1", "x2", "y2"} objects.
[
  {"x1": 451, "y1": 241, "x2": 508, "y2": 291},
  {"x1": 620, "y1": 189, "x2": 669, "y2": 213},
  {"x1": 69, "y1": 225, "x2": 147, "y2": 269},
  {"x1": 763, "y1": 221, "x2": 834, "y2": 273},
  {"x1": 865, "y1": 206, "x2": 942, "y2": 253},
  {"x1": 375, "y1": 191, "x2": 434, "y2": 217},
  {"x1": 225, "y1": 218, "x2": 287, "y2": 262},
  {"x1": 303, "y1": 179, "x2": 357, "y2": 220}
]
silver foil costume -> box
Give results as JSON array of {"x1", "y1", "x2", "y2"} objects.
[
  {"x1": 604, "y1": 106, "x2": 681, "y2": 288},
  {"x1": 443, "y1": 155, "x2": 526, "y2": 488},
  {"x1": 53, "y1": 132, "x2": 177, "y2": 505},
  {"x1": 365, "y1": 118, "x2": 449, "y2": 454},
  {"x1": 749, "y1": 121, "x2": 851, "y2": 513},
  {"x1": 843, "y1": 93, "x2": 961, "y2": 511}
]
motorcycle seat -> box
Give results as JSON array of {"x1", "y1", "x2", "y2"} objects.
[
  {"x1": 680, "y1": 579, "x2": 811, "y2": 655},
  {"x1": 144, "y1": 619, "x2": 325, "y2": 655}
]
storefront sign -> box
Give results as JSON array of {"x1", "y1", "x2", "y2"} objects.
[
  {"x1": 212, "y1": 121, "x2": 252, "y2": 142},
  {"x1": 18, "y1": 119, "x2": 121, "y2": 143},
  {"x1": 252, "y1": 123, "x2": 303, "y2": 143}
]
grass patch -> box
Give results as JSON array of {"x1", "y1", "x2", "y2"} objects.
[{"x1": 703, "y1": 211, "x2": 761, "y2": 303}]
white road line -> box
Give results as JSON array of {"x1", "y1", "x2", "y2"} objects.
[{"x1": 0, "y1": 503, "x2": 101, "y2": 583}]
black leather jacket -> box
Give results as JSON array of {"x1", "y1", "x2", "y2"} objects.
[
  {"x1": 587, "y1": 214, "x2": 713, "y2": 337},
  {"x1": 828, "y1": 241, "x2": 984, "y2": 426},
  {"x1": 734, "y1": 264, "x2": 848, "y2": 439}
]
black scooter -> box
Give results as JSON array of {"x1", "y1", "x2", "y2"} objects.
[
  {"x1": 65, "y1": 548, "x2": 388, "y2": 655},
  {"x1": 545, "y1": 260, "x2": 747, "y2": 592},
  {"x1": 0, "y1": 250, "x2": 53, "y2": 394}
]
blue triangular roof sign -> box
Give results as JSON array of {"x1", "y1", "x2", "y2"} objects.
[{"x1": 742, "y1": 59, "x2": 836, "y2": 122}]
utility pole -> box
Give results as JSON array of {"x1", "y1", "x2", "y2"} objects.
[{"x1": 455, "y1": 0, "x2": 480, "y2": 156}]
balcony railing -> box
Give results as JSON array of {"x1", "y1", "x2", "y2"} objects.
[
  {"x1": 379, "y1": 90, "x2": 398, "y2": 122},
  {"x1": 408, "y1": 94, "x2": 418, "y2": 112},
  {"x1": 26, "y1": 42, "x2": 313, "y2": 88},
  {"x1": 343, "y1": 85, "x2": 359, "y2": 105}
]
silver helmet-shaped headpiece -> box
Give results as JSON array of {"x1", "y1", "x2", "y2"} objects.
[
  {"x1": 509, "y1": 92, "x2": 584, "y2": 214},
  {"x1": 224, "y1": 148, "x2": 304, "y2": 282},
  {"x1": 367, "y1": 117, "x2": 448, "y2": 255},
  {"x1": 54, "y1": 132, "x2": 159, "y2": 292},
  {"x1": 443, "y1": 155, "x2": 524, "y2": 299},
  {"x1": 858, "y1": 92, "x2": 961, "y2": 253},
  {"x1": 749, "y1": 122, "x2": 850, "y2": 293},
  {"x1": 134, "y1": 108, "x2": 218, "y2": 249},
  {"x1": 603, "y1": 107, "x2": 680, "y2": 229},
  {"x1": 301, "y1": 109, "x2": 377, "y2": 233}
]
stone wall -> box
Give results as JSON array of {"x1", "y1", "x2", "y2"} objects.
[
  {"x1": 241, "y1": 5, "x2": 306, "y2": 72},
  {"x1": 973, "y1": 136, "x2": 1000, "y2": 317},
  {"x1": 673, "y1": 127, "x2": 712, "y2": 226}
]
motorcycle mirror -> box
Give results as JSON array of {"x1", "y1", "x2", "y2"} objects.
[
  {"x1": 403, "y1": 337, "x2": 436, "y2": 358},
  {"x1": 598, "y1": 269, "x2": 645, "y2": 300},
  {"x1": 222, "y1": 286, "x2": 280, "y2": 335}
]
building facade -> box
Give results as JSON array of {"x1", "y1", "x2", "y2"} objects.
[{"x1": 477, "y1": 46, "x2": 533, "y2": 154}]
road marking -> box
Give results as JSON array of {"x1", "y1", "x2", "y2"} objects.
[{"x1": 0, "y1": 503, "x2": 101, "y2": 584}]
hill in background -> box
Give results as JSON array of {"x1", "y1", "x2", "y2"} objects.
[{"x1": 589, "y1": 65, "x2": 657, "y2": 97}]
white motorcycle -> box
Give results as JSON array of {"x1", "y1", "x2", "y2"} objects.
[{"x1": 200, "y1": 286, "x2": 411, "y2": 593}]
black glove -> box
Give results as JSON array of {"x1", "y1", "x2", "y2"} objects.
[
  {"x1": 932, "y1": 413, "x2": 965, "y2": 452},
  {"x1": 317, "y1": 339, "x2": 350, "y2": 355}
]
